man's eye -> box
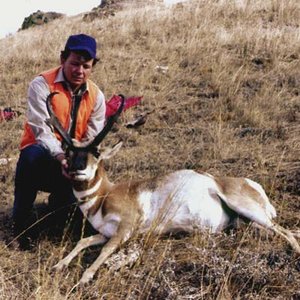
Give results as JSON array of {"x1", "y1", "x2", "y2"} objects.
[
  {"x1": 83, "y1": 64, "x2": 92, "y2": 70},
  {"x1": 71, "y1": 62, "x2": 80, "y2": 67}
]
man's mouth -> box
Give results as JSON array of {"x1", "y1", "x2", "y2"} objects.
[{"x1": 72, "y1": 77, "x2": 83, "y2": 81}]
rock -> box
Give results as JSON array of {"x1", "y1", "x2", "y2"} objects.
[
  {"x1": 20, "y1": 10, "x2": 65, "y2": 31},
  {"x1": 83, "y1": 0, "x2": 123, "y2": 21}
]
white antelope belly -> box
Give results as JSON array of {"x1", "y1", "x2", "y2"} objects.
[{"x1": 138, "y1": 170, "x2": 231, "y2": 233}]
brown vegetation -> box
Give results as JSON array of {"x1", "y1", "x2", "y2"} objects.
[{"x1": 0, "y1": 0, "x2": 299, "y2": 298}]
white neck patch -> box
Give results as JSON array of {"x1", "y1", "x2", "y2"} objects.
[{"x1": 73, "y1": 178, "x2": 103, "y2": 201}]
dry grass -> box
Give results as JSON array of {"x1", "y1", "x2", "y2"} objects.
[{"x1": 0, "y1": 0, "x2": 299, "y2": 298}]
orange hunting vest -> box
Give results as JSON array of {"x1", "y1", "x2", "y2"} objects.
[{"x1": 20, "y1": 67, "x2": 98, "y2": 149}]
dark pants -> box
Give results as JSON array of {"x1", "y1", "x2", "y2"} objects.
[{"x1": 13, "y1": 144, "x2": 77, "y2": 236}]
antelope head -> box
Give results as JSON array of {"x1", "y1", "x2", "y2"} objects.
[{"x1": 45, "y1": 92, "x2": 124, "y2": 182}]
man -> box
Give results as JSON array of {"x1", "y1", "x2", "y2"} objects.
[{"x1": 13, "y1": 33, "x2": 106, "y2": 249}]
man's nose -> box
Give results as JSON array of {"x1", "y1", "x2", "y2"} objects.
[{"x1": 75, "y1": 65, "x2": 84, "y2": 73}]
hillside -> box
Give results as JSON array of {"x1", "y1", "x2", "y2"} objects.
[{"x1": 0, "y1": 0, "x2": 299, "y2": 299}]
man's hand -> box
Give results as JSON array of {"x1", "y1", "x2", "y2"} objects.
[{"x1": 56, "y1": 153, "x2": 71, "y2": 179}]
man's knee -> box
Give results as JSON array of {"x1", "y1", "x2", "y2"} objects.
[
  {"x1": 15, "y1": 145, "x2": 52, "y2": 185},
  {"x1": 18, "y1": 144, "x2": 49, "y2": 168}
]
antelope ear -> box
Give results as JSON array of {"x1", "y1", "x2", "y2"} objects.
[{"x1": 100, "y1": 141, "x2": 123, "y2": 160}]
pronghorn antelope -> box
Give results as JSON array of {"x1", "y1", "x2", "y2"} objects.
[{"x1": 45, "y1": 92, "x2": 300, "y2": 285}]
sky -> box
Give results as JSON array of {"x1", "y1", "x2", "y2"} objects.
[
  {"x1": 0, "y1": 0, "x2": 101, "y2": 38},
  {"x1": 0, "y1": 0, "x2": 188, "y2": 39},
  {"x1": 164, "y1": 0, "x2": 188, "y2": 5}
]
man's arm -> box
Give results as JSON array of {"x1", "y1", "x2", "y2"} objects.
[{"x1": 27, "y1": 76, "x2": 64, "y2": 157}]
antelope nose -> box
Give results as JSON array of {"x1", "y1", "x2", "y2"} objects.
[
  {"x1": 68, "y1": 162, "x2": 84, "y2": 172},
  {"x1": 69, "y1": 152, "x2": 88, "y2": 172},
  {"x1": 77, "y1": 162, "x2": 86, "y2": 170},
  {"x1": 74, "y1": 158, "x2": 87, "y2": 171},
  {"x1": 69, "y1": 164, "x2": 83, "y2": 172}
]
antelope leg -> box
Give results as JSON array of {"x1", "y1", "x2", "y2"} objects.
[
  {"x1": 53, "y1": 234, "x2": 107, "y2": 271},
  {"x1": 270, "y1": 223, "x2": 300, "y2": 254},
  {"x1": 290, "y1": 229, "x2": 300, "y2": 238},
  {"x1": 79, "y1": 228, "x2": 131, "y2": 285}
]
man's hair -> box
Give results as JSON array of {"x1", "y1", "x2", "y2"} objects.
[{"x1": 60, "y1": 49, "x2": 99, "y2": 66}]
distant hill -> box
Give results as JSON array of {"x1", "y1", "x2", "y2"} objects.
[{"x1": 19, "y1": 0, "x2": 125, "y2": 31}]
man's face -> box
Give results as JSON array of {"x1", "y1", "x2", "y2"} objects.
[{"x1": 61, "y1": 52, "x2": 94, "y2": 90}]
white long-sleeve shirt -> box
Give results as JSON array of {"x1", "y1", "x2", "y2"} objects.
[{"x1": 26, "y1": 67, "x2": 106, "y2": 157}]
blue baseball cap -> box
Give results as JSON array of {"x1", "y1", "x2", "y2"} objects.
[{"x1": 64, "y1": 34, "x2": 97, "y2": 59}]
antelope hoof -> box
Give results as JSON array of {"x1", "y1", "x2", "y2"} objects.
[
  {"x1": 79, "y1": 270, "x2": 94, "y2": 285},
  {"x1": 53, "y1": 261, "x2": 68, "y2": 272}
]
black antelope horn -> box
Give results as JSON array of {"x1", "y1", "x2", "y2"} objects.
[
  {"x1": 88, "y1": 94, "x2": 125, "y2": 148},
  {"x1": 45, "y1": 92, "x2": 74, "y2": 148}
]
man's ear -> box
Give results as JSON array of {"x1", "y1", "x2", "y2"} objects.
[
  {"x1": 60, "y1": 54, "x2": 66, "y2": 64},
  {"x1": 100, "y1": 141, "x2": 123, "y2": 160}
]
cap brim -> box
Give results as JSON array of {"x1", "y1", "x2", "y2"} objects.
[{"x1": 68, "y1": 46, "x2": 96, "y2": 59}]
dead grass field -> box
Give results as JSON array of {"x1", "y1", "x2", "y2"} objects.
[{"x1": 0, "y1": 0, "x2": 299, "y2": 299}]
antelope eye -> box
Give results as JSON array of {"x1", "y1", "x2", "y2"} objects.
[{"x1": 91, "y1": 149, "x2": 100, "y2": 159}]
